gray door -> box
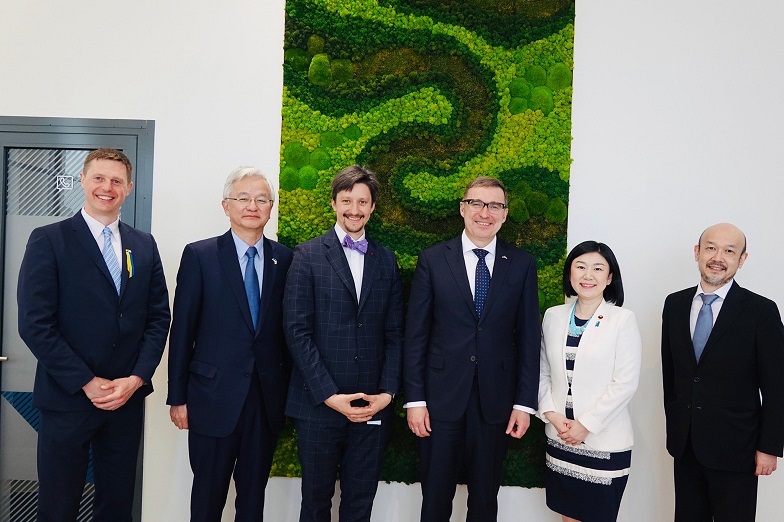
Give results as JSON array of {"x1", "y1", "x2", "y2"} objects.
[{"x1": 0, "y1": 126, "x2": 147, "y2": 521}]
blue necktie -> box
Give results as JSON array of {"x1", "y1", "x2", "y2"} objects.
[
  {"x1": 693, "y1": 293, "x2": 719, "y2": 361},
  {"x1": 102, "y1": 227, "x2": 121, "y2": 294},
  {"x1": 244, "y1": 247, "x2": 260, "y2": 329},
  {"x1": 473, "y1": 249, "x2": 490, "y2": 317}
]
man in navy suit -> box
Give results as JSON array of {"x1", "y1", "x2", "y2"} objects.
[
  {"x1": 167, "y1": 167, "x2": 293, "y2": 521},
  {"x1": 17, "y1": 148, "x2": 171, "y2": 522},
  {"x1": 662, "y1": 223, "x2": 784, "y2": 521},
  {"x1": 404, "y1": 176, "x2": 540, "y2": 522},
  {"x1": 284, "y1": 165, "x2": 404, "y2": 522}
]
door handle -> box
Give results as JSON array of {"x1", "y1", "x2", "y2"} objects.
[{"x1": 0, "y1": 356, "x2": 7, "y2": 362}]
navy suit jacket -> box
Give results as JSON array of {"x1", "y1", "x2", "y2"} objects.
[
  {"x1": 17, "y1": 212, "x2": 170, "y2": 411},
  {"x1": 283, "y1": 229, "x2": 404, "y2": 426},
  {"x1": 403, "y1": 235, "x2": 540, "y2": 424},
  {"x1": 662, "y1": 281, "x2": 784, "y2": 472},
  {"x1": 167, "y1": 231, "x2": 293, "y2": 438}
]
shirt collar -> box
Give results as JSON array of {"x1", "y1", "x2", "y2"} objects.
[
  {"x1": 693, "y1": 279, "x2": 733, "y2": 301},
  {"x1": 461, "y1": 230, "x2": 497, "y2": 256},
  {"x1": 334, "y1": 223, "x2": 366, "y2": 244},
  {"x1": 81, "y1": 208, "x2": 120, "y2": 239},
  {"x1": 230, "y1": 230, "x2": 264, "y2": 259}
]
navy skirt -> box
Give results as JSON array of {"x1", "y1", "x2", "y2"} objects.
[{"x1": 545, "y1": 437, "x2": 631, "y2": 522}]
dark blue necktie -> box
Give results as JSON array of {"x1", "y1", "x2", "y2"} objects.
[
  {"x1": 473, "y1": 249, "x2": 490, "y2": 317},
  {"x1": 244, "y1": 247, "x2": 260, "y2": 329},
  {"x1": 693, "y1": 293, "x2": 719, "y2": 361}
]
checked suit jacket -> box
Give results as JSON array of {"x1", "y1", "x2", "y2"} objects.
[
  {"x1": 283, "y1": 229, "x2": 404, "y2": 426},
  {"x1": 662, "y1": 281, "x2": 784, "y2": 472}
]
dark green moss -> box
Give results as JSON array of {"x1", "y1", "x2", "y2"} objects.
[
  {"x1": 529, "y1": 85, "x2": 554, "y2": 115},
  {"x1": 280, "y1": 166, "x2": 300, "y2": 191},
  {"x1": 547, "y1": 62, "x2": 572, "y2": 91},
  {"x1": 298, "y1": 166, "x2": 319, "y2": 190},
  {"x1": 308, "y1": 53, "x2": 332, "y2": 87},
  {"x1": 283, "y1": 142, "x2": 311, "y2": 169}
]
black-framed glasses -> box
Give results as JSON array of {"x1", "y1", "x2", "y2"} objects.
[
  {"x1": 225, "y1": 196, "x2": 273, "y2": 206},
  {"x1": 461, "y1": 199, "x2": 507, "y2": 214}
]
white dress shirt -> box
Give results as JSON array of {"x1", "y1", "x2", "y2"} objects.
[
  {"x1": 334, "y1": 224, "x2": 365, "y2": 302},
  {"x1": 690, "y1": 280, "x2": 733, "y2": 338},
  {"x1": 81, "y1": 208, "x2": 121, "y2": 268}
]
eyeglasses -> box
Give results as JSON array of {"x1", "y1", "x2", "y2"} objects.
[
  {"x1": 461, "y1": 199, "x2": 507, "y2": 214},
  {"x1": 225, "y1": 197, "x2": 273, "y2": 206}
]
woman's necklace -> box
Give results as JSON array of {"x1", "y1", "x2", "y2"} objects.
[{"x1": 568, "y1": 301, "x2": 592, "y2": 337}]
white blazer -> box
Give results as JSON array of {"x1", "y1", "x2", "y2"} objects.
[{"x1": 537, "y1": 300, "x2": 642, "y2": 451}]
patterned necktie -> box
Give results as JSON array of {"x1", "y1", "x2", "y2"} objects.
[
  {"x1": 693, "y1": 293, "x2": 719, "y2": 361},
  {"x1": 244, "y1": 247, "x2": 260, "y2": 329},
  {"x1": 102, "y1": 227, "x2": 121, "y2": 294},
  {"x1": 342, "y1": 235, "x2": 368, "y2": 254},
  {"x1": 473, "y1": 249, "x2": 490, "y2": 317}
]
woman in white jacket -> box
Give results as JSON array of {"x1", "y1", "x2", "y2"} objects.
[{"x1": 538, "y1": 241, "x2": 642, "y2": 522}]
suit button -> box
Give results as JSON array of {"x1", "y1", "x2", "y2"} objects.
[
  {"x1": 470, "y1": 355, "x2": 476, "y2": 362},
  {"x1": 693, "y1": 377, "x2": 700, "y2": 383},
  {"x1": 686, "y1": 404, "x2": 691, "y2": 409},
  {"x1": 477, "y1": 326, "x2": 483, "y2": 331},
  {"x1": 354, "y1": 356, "x2": 358, "y2": 361},
  {"x1": 118, "y1": 313, "x2": 123, "y2": 318},
  {"x1": 357, "y1": 323, "x2": 362, "y2": 328},
  {"x1": 244, "y1": 373, "x2": 250, "y2": 378}
]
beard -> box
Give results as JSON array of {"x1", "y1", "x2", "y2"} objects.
[{"x1": 701, "y1": 270, "x2": 732, "y2": 287}]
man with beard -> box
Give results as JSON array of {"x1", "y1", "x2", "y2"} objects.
[
  {"x1": 662, "y1": 222, "x2": 784, "y2": 521},
  {"x1": 284, "y1": 165, "x2": 404, "y2": 522}
]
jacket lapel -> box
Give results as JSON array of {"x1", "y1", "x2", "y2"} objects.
[
  {"x1": 357, "y1": 239, "x2": 379, "y2": 312},
  {"x1": 699, "y1": 281, "x2": 743, "y2": 363},
  {"x1": 218, "y1": 231, "x2": 255, "y2": 333},
  {"x1": 258, "y1": 236, "x2": 277, "y2": 335},
  {"x1": 71, "y1": 213, "x2": 117, "y2": 295},
  {"x1": 324, "y1": 231, "x2": 359, "y2": 304},
  {"x1": 118, "y1": 222, "x2": 135, "y2": 299},
  {"x1": 481, "y1": 240, "x2": 512, "y2": 322},
  {"x1": 444, "y1": 236, "x2": 476, "y2": 320}
]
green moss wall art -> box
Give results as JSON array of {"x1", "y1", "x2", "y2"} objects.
[{"x1": 275, "y1": 0, "x2": 575, "y2": 487}]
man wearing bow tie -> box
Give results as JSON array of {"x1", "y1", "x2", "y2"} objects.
[{"x1": 284, "y1": 165, "x2": 404, "y2": 522}]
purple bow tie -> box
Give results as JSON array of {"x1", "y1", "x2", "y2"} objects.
[{"x1": 342, "y1": 235, "x2": 368, "y2": 254}]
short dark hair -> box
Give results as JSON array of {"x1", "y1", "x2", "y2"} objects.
[
  {"x1": 463, "y1": 176, "x2": 508, "y2": 204},
  {"x1": 83, "y1": 148, "x2": 133, "y2": 182},
  {"x1": 563, "y1": 241, "x2": 625, "y2": 306},
  {"x1": 331, "y1": 165, "x2": 380, "y2": 204}
]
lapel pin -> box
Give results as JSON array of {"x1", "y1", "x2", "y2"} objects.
[
  {"x1": 502, "y1": 255, "x2": 508, "y2": 260},
  {"x1": 125, "y1": 249, "x2": 134, "y2": 278},
  {"x1": 272, "y1": 258, "x2": 278, "y2": 265}
]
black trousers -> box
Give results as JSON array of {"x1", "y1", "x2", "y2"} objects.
[
  {"x1": 188, "y1": 372, "x2": 277, "y2": 522},
  {"x1": 674, "y1": 436, "x2": 758, "y2": 522},
  {"x1": 294, "y1": 416, "x2": 391, "y2": 522},
  {"x1": 37, "y1": 399, "x2": 144, "y2": 522},
  {"x1": 418, "y1": 376, "x2": 511, "y2": 522}
]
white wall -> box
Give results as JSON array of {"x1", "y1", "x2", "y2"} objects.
[{"x1": 2, "y1": 0, "x2": 784, "y2": 520}]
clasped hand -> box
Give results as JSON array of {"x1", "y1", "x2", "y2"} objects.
[
  {"x1": 325, "y1": 392, "x2": 391, "y2": 422},
  {"x1": 545, "y1": 411, "x2": 589, "y2": 446},
  {"x1": 83, "y1": 375, "x2": 143, "y2": 411}
]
